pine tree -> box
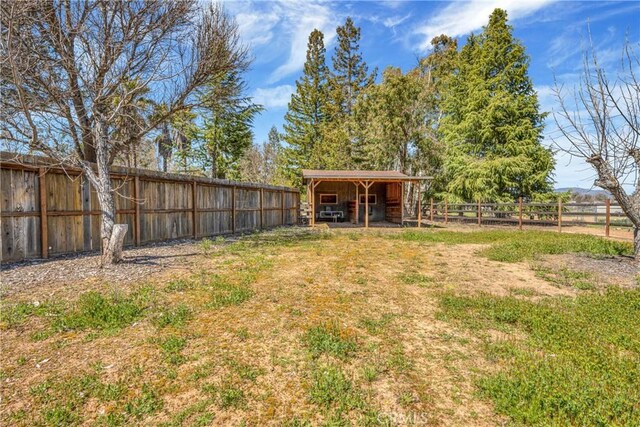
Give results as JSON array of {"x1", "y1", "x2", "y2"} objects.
[
  {"x1": 197, "y1": 71, "x2": 262, "y2": 179},
  {"x1": 282, "y1": 29, "x2": 329, "y2": 187},
  {"x1": 329, "y1": 17, "x2": 376, "y2": 118},
  {"x1": 440, "y1": 9, "x2": 554, "y2": 202}
]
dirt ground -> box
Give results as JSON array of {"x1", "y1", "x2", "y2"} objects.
[{"x1": 0, "y1": 227, "x2": 635, "y2": 426}]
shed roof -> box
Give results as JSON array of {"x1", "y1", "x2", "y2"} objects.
[{"x1": 301, "y1": 169, "x2": 431, "y2": 181}]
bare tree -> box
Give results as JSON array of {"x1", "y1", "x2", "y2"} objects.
[
  {"x1": 553, "y1": 39, "x2": 640, "y2": 258},
  {"x1": 1, "y1": 1, "x2": 249, "y2": 264}
]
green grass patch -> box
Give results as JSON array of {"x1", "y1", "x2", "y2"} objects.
[
  {"x1": 397, "y1": 272, "x2": 433, "y2": 286},
  {"x1": 307, "y1": 364, "x2": 363, "y2": 410},
  {"x1": 208, "y1": 276, "x2": 253, "y2": 308},
  {"x1": 157, "y1": 335, "x2": 188, "y2": 365},
  {"x1": 359, "y1": 313, "x2": 394, "y2": 335},
  {"x1": 534, "y1": 266, "x2": 596, "y2": 290},
  {"x1": 124, "y1": 384, "x2": 163, "y2": 419},
  {"x1": 52, "y1": 288, "x2": 151, "y2": 332},
  {"x1": 0, "y1": 300, "x2": 65, "y2": 329},
  {"x1": 304, "y1": 321, "x2": 358, "y2": 360},
  {"x1": 153, "y1": 304, "x2": 192, "y2": 328},
  {"x1": 393, "y1": 230, "x2": 631, "y2": 262},
  {"x1": 27, "y1": 373, "x2": 139, "y2": 426},
  {"x1": 438, "y1": 288, "x2": 640, "y2": 425}
]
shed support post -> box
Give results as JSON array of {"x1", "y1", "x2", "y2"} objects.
[
  {"x1": 400, "y1": 182, "x2": 404, "y2": 226},
  {"x1": 310, "y1": 180, "x2": 315, "y2": 227},
  {"x1": 365, "y1": 181, "x2": 369, "y2": 228},
  {"x1": 38, "y1": 168, "x2": 48, "y2": 259},
  {"x1": 354, "y1": 182, "x2": 359, "y2": 224},
  {"x1": 605, "y1": 199, "x2": 610, "y2": 237}
]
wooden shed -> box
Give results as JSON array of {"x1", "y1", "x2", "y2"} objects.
[{"x1": 302, "y1": 170, "x2": 431, "y2": 228}]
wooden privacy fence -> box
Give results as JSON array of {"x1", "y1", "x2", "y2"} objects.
[
  {"x1": 423, "y1": 197, "x2": 630, "y2": 237},
  {"x1": 0, "y1": 153, "x2": 299, "y2": 263}
]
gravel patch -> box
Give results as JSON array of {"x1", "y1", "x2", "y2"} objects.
[
  {"x1": 0, "y1": 239, "x2": 211, "y2": 298},
  {"x1": 541, "y1": 254, "x2": 639, "y2": 287}
]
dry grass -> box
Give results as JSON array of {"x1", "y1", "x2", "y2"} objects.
[{"x1": 0, "y1": 227, "x2": 635, "y2": 426}]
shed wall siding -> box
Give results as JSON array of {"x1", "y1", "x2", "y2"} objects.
[{"x1": 314, "y1": 182, "x2": 387, "y2": 222}]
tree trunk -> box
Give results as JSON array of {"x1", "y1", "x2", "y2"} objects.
[
  {"x1": 103, "y1": 224, "x2": 128, "y2": 265},
  {"x1": 635, "y1": 227, "x2": 640, "y2": 261},
  {"x1": 92, "y1": 117, "x2": 128, "y2": 265}
]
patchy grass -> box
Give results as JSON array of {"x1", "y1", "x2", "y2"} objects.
[
  {"x1": 0, "y1": 300, "x2": 65, "y2": 329},
  {"x1": 152, "y1": 304, "x2": 193, "y2": 328},
  {"x1": 307, "y1": 364, "x2": 363, "y2": 410},
  {"x1": 438, "y1": 288, "x2": 640, "y2": 425},
  {"x1": 157, "y1": 335, "x2": 188, "y2": 366},
  {"x1": 397, "y1": 272, "x2": 433, "y2": 286},
  {"x1": 359, "y1": 313, "x2": 394, "y2": 335},
  {"x1": 303, "y1": 321, "x2": 358, "y2": 360},
  {"x1": 208, "y1": 277, "x2": 253, "y2": 309},
  {"x1": 53, "y1": 290, "x2": 149, "y2": 332},
  {"x1": 533, "y1": 266, "x2": 596, "y2": 290},
  {"x1": 393, "y1": 229, "x2": 631, "y2": 262},
  {"x1": 2, "y1": 227, "x2": 636, "y2": 426}
]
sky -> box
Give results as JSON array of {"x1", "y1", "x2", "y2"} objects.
[{"x1": 224, "y1": 0, "x2": 640, "y2": 189}]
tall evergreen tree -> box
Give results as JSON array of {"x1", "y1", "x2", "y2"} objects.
[
  {"x1": 329, "y1": 17, "x2": 376, "y2": 117},
  {"x1": 282, "y1": 29, "x2": 329, "y2": 187},
  {"x1": 197, "y1": 71, "x2": 262, "y2": 179},
  {"x1": 323, "y1": 17, "x2": 377, "y2": 166},
  {"x1": 440, "y1": 9, "x2": 554, "y2": 202}
]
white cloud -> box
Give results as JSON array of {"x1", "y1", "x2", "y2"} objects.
[
  {"x1": 235, "y1": 10, "x2": 280, "y2": 47},
  {"x1": 225, "y1": 0, "x2": 338, "y2": 84},
  {"x1": 413, "y1": 0, "x2": 556, "y2": 51},
  {"x1": 267, "y1": 1, "x2": 338, "y2": 83},
  {"x1": 252, "y1": 84, "x2": 295, "y2": 108},
  {"x1": 383, "y1": 13, "x2": 412, "y2": 28}
]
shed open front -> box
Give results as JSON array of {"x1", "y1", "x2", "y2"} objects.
[{"x1": 301, "y1": 170, "x2": 431, "y2": 228}]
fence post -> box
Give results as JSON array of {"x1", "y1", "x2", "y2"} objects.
[
  {"x1": 417, "y1": 184, "x2": 422, "y2": 228},
  {"x1": 281, "y1": 189, "x2": 285, "y2": 226},
  {"x1": 232, "y1": 185, "x2": 236, "y2": 234},
  {"x1": 260, "y1": 188, "x2": 264, "y2": 229},
  {"x1": 605, "y1": 199, "x2": 611, "y2": 237},
  {"x1": 518, "y1": 197, "x2": 523, "y2": 231},
  {"x1": 192, "y1": 180, "x2": 198, "y2": 239},
  {"x1": 38, "y1": 168, "x2": 48, "y2": 259},
  {"x1": 134, "y1": 176, "x2": 141, "y2": 246},
  {"x1": 444, "y1": 198, "x2": 449, "y2": 224},
  {"x1": 430, "y1": 198, "x2": 434, "y2": 222},
  {"x1": 477, "y1": 199, "x2": 481, "y2": 226},
  {"x1": 558, "y1": 197, "x2": 562, "y2": 233}
]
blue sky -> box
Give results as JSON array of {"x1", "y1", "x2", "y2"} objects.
[{"x1": 224, "y1": 0, "x2": 640, "y2": 189}]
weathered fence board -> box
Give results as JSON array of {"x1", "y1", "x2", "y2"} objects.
[{"x1": 0, "y1": 153, "x2": 299, "y2": 262}]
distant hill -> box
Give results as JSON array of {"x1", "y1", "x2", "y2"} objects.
[{"x1": 555, "y1": 187, "x2": 610, "y2": 197}]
